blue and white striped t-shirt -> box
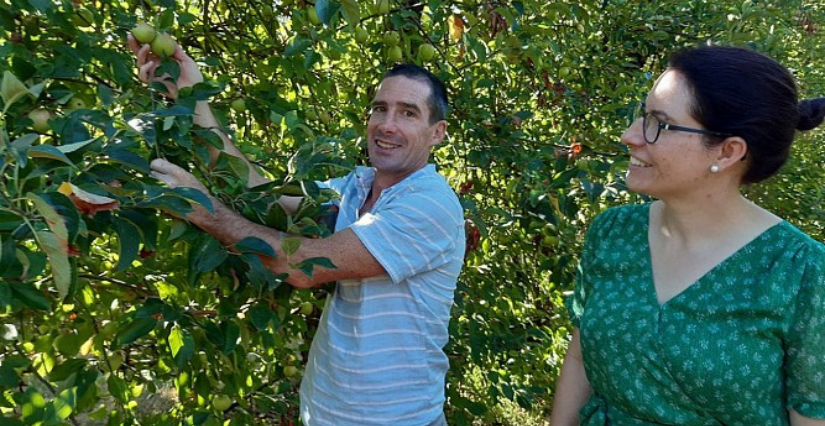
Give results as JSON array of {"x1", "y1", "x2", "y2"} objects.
[{"x1": 300, "y1": 164, "x2": 465, "y2": 426}]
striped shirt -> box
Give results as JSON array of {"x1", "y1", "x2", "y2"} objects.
[{"x1": 300, "y1": 165, "x2": 465, "y2": 426}]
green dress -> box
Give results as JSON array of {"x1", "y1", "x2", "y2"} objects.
[{"x1": 567, "y1": 204, "x2": 825, "y2": 426}]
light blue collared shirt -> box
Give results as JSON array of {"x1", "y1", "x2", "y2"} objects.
[{"x1": 300, "y1": 165, "x2": 464, "y2": 426}]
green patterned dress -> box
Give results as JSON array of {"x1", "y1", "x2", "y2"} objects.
[{"x1": 567, "y1": 204, "x2": 825, "y2": 425}]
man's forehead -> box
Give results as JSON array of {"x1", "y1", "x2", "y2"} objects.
[{"x1": 374, "y1": 76, "x2": 432, "y2": 105}]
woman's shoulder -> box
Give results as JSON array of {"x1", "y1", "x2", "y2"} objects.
[{"x1": 771, "y1": 221, "x2": 825, "y2": 261}]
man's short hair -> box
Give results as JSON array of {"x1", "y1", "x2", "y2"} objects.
[{"x1": 383, "y1": 64, "x2": 448, "y2": 124}]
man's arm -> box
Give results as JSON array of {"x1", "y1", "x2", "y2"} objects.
[
  {"x1": 150, "y1": 159, "x2": 384, "y2": 288},
  {"x1": 129, "y1": 35, "x2": 300, "y2": 207}
]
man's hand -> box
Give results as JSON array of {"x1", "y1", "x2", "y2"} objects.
[
  {"x1": 150, "y1": 158, "x2": 215, "y2": 223},
  {"x1": 128, "y1": 34, "x2": 204, "y2": 98}
]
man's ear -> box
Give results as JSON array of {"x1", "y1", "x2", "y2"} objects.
[
  {"x1": 715, "y1": 136, "x2": 748, "y2": 170},
  {"x1": 429, "y1": 120, "x2": 448, "y2": 146}
]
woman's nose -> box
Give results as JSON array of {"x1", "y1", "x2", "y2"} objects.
[{"x1": 621, "y1": 118, "x2": 646, "y2": 147}]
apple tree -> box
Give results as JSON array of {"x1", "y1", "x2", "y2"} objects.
[{"x1": 1, "y1": 0, "x2": 823, "y2": 424}]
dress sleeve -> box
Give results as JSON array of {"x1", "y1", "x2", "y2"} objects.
[
  {"x1": 786, "y1": 242, "x2": 825, "y2": 418},
  {"x1": 566, "y1": 208, "x2": 618, "y2": 328},
  {"x1": 348, "y1": 188, "x2": 463, "y2": 284}
]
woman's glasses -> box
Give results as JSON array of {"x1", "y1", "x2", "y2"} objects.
[{"x1": 635, "y1": 102, "x2": 732, "y2": 144}]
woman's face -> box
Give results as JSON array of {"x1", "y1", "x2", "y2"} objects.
[{"x1": 621, "y1": 69, "x2": 723, "y2": 200}]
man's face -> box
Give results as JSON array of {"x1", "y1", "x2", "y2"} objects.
[{"x1": 367, "y1": 75, "x2": 447, "y2": 187}]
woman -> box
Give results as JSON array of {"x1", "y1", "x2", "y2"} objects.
[{"x1": 550, "y1": 45, "x2": 825, "y2": 426}]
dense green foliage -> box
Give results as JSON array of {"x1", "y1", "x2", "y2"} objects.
[{"x1": 1, "y1": 0, "x2": 822, "y2": 424}]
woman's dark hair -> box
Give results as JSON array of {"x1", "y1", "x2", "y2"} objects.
[
  {"x1": 383, "y1": 64, "x2": 448, "y2": 124},
  {"x1": 668, "y1": 45, "x2": 825, "y2": 184}
]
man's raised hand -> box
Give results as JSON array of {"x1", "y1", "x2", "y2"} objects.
[{"x1": 128, "y1": 34, "x2": 204, "y2": 98}]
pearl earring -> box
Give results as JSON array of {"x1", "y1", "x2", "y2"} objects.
[{"x1": 710, "y1": 164, "x2": 720, "y2": 173}]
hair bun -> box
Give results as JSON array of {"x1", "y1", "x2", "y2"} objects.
[{"x1": 797, "y1": 98, "x2": 825, "y2": 131}]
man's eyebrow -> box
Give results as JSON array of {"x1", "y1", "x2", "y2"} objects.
[
  {"x1": 399, "y1": 102, "x2": 421, "y2": 113},
  {"x1": 370, "y1": 100, "x2": 422, "y2": 114}
]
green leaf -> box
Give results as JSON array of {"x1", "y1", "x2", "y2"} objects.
[
  {"x1": 9, "y1": 282, "x2": 51, "y2": 311},
  {"x1": 170, "y1": 187, "x2": 214, "y2": 215},
  {"x1": 222, "y1": 153, "x2": 250, "y2": 186},
  {"x1": 28, "y1": 145, "x2": 75, "y2": 167},
  {"x1": 1, "y1": 70, "x2": 30, "y2": 108},
  {"x1": 0, "y1": 364, "x2": 20, "y2": 388},
  {"x1": 281, "y1": 238, "x2": 300, "y2": 256},
  {"x1": 340, "y1": 0, "x2": 360, "y2": 30},
  {"x1": 219, "y1": 321, "x2": 240, "y2": 355},
  {"x1": 235, "y1": 236, "x2": 275, "y2": 257},
  {"x1": 0, "y1": 282, "x2": 13, "y2": 312},
  {"x1": 248, "y1": 303, "x2": 274, "y2": 330},
  {"x1": 190, "y1": 234, "x2": 227, "y2": 273},
  {"x1": 316, "y1": 0, "x2": 339, "y2": 26},
  {"x1": 285, "y1": 37, "x2": 312, "y2": 57},
  {"x1": 49, "y1": 358, "x2": 87, "y2": 382},
  {"x1": 53, "y1": 387, "x2": 76, "y2": 420},
  {"x1": 115, "y1": 317, "x2": 157, "y2": 346},
  {"x1": 34, "y1": 231, "x2": 71, "y2": 300},
  {"x1": 107, "y1": 374, "x2": 128, "y2": 404},
  {"x1": 112, "y1": 217, "x2": 140, "y2": 272},
  {"x1": 104, "y1": 148, "x2": 150, "y2": 173},
  {"x1": 168, "y1": 325, "x2": 184, "y2": 357},
  {"x1": 296, "y1": 256, "x2": 337, "y2": 278},
  {"x1": 168, "y1": 325, "x2": 195, "y2": 367}
]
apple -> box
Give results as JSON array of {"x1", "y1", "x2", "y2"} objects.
[
  {"x1": 28, "y1": 108, "x2": 52, "y2": 132},
  {"x1": 418, "y1": 43, "x2": 435, "y2": 61},
  {"x1": 305, "y1": 109, "x2": 319, "y2": 121},
  {"x1": 377, "y1": 0, "x2": 390, "y2": 14},
  {"x1": 300, "y1": 301, "x2": 314, "y2": 316},
  {"x1": 388, "y1": 45, "x2": 403, "y2": 62},
  {"x1": 131, "y1": 22, "x2": 156, "y2": 44},
  {"x1": 383, "y1": 31, "x2": 400, "y2": 47},
  {"x1": 307, "y1": 6, "x2": 320, "y2": 26},
  {"x1": 151, "y1": 32, "x2": 176, "y2": 57},
  {"x1": 284, "y1": 365, "x2": 299, "y2": 377},
  {"x1": 354, "y1": 27, "x2": 369, "y2": 44},
  {"x1": 230, "y1": 98, "x2": 246, "y2": 113},
  {"x1": 67, "y1": 98, "x2": 86, "y2": 110},
  {"x1": 212, "y1": 394, "x2": 232, "y2": 411}
]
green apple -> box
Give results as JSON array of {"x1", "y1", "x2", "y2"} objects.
[
  {"x1": 377, "y1": 0, "x2": 390, "y2": 14},
  {"x1": 418, "y1": 43, "x2": 436, "y2": 61},
  {"x1": 230, "y1": 98, "x2": 246, "y2": 113},
  {"x1": 151, "y1": 32, "x2": 176, "y2": 57},
  {"x1": 305, "y1": 109, "x2": 319, "y2": 121},
  {"x1": 131, "y1": 22, "x2": 156, "y2": 44},
  {"x1": 307, "y1": 6, "x2": 320, "y2": 25},
  {"x1": 383, "y1": 31, "x2": 400, "y2": 47},
  {"x1": 28, "y1": 108, "x2": 52, "y2": 132},
  {"x1": 388, "y1": 45, "x2": 403, "y2": 62},
  {"x1": 284, "y1": 365, "x2": 299, "y2": 377},
  {"x1": 212, "y1": 394, "x2": 232, "y2": 411},
  {"x1": 67, "y1": 97, "x2": 86, "y2": 110},
  {"x1": 300, "y1": 301, "x2": 314, "y2": 316},
  {"x1": 354, "y1": 27, "x2": 369, "y2": 44}
]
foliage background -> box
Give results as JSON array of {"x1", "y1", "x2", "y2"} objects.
[{"x1": 1, "y1": 0, "x2": 823, "y2": 424}]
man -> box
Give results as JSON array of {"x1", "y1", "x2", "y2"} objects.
[{"x1": 130, "y1": 36, "x2": 465, "y2": 426}]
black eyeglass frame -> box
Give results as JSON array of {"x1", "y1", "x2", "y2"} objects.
[{"x1": 637, "y1": 102, "x2": 733, "y2": 144}]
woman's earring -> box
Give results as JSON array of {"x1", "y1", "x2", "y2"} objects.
[{"x1": 710, "y1": 164, "x2": 720, "y2": 173}]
